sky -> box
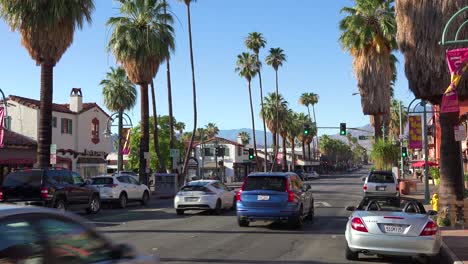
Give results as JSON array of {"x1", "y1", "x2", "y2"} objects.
[{"x1": 0, "y1": 0, "x2": 416, "y2": 136}]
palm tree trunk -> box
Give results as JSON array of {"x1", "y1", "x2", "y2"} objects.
[
  {"x1": 117, "y1": 110, "x2": 123, "y2": 172},
  {"x1": 282, "y1": 135, "x2": 287, "y2": 171},
  {"x1": 165, "y1": 0, "x2": 175, "y2": 172},
  {"x1": 291, "y1": 139, "x2": 295, "y2": 171},
  {"x1": 306, "y1": 105, "x2": 312, "y2": 160},
  {"x1": 36, "y1": 62, "x2": 54, "y2": 168},
  {"x1": 256, "y1": 53, "x2": 268, "y2": 172},
  {"x1": 151, "y1": 81, "x2": 166, "y2": 173},
  {"x1": 302, "y1": 140, "x2": 306, "y2": 161},
  {"x1": 439, "y1": 112, "x2": 464, "y2": 217},
  {"x1": 312, "y1": 104, "x2": 319, "y2": 160},
  {"x1": 139, "y1": 83, "x2": 150, "y2": 185},
  {"x1": 247, "y1": 80, "x2": 258, "y2": 170},
  {"x1": 271, "y1": 69, "x2": 280, "y2": 172},
  {"x1": 374, "y1": 115, "x2": 383, "y2": 141},
  {"x1": 270, "y1": 132, "x2": 277, "y2": 172},
  {"x1": 307, "y1": 142, "x2": 311, "y2": 161},
  {"x1": 182, "y1": 3, "x2": 198, "y2": 186}
]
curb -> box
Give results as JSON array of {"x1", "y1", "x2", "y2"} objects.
[{"x1": 441, "y1": 241, "x2": 464, "y2": 264}]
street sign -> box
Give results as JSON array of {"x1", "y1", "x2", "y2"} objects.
[
  {"x1": 50, "y1": 144, "x2": 57, "y2": 155},
  {"x1": 170, "y1": 149, "x2": 180, "y2": 158},
  {"x1": 358, "y1": 135, "x2": 374, "y2": 140},
  {"x1": 50, "y1": 154, "x2": 56, "y2": 165},
  {"x1": 454, "y1": 125, "x2": 466, "y2": 141}
]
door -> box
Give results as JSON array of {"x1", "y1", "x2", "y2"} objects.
[
  {"x1": 127, "y1": 176, "x2": 142, "y2": 199},
  {"x1": 219, "y1": 182, "x2": 234, "y2": 208},
  {"x1": 71, "y1": 172, "x2": 90, "y2": 205},
  {"x1": 117, "y1": 176, "x2": 133, "y2": 199}
]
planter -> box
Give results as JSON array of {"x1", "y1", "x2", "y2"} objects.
[
  {"x1": 435, "y1": 178, "x2": 441, "y2": 186},
  {"x1": 399, "y1": 180, "x2": 410, "y2": 195}
]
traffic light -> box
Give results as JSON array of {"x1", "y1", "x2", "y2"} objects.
[
  {"x1": 340, "y1": 123, "x2": 346, "y2": 135},
  {"x1": 401, "y1": 147, "x2": 408, "y2": 158},
  {"x1": 248, "y1": 148, "x2": 254, "y2": 160},
  {"x1": 304, "y1": 124, "x2": 310, "y2": 135},
  {"x1": 215, "y1": 147, "x2": 220, "y2": 157}
]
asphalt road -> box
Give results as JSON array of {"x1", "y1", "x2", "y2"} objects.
[{"x1": 85, "y1": 169, "x2": 424, "y2": 264}]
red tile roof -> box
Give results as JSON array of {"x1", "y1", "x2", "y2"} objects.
[{"x1": 7, "y1": 95, "x2": 110, "y2": 117}]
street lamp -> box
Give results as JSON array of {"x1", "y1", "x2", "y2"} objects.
[
  {"x1": 0, "y1": 88, "x2": 8, "y2": 129},
  {"x1": 104, "y1": 112, "x2": 133, "y2": 172}
]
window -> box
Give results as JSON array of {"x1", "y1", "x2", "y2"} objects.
[
  {"x1": 61, "y1": 118, "x2": 73, "y2": 134},
  {"x1": 223, "y1": 147, "x2": 230, "y2": 157},
  {"x1": 72, "y1": 172, "x2": 84, "y2": 185},
  {"x1": 39, "y1": 218, "x2": 113, "y2": 264},
  {"x1": 0, "y1": 219, "x2": 45, "y2": 264},
  {"x1": 91, "y1": 118, "x2": 100, "y2": 144},
  {"x1": 127, "y1": 176, "x2": 139, "y2": 185},
  {"x1": 244, "y1": 176, "x2": 286, "y2": 192},
  {"x1": 91, "y1": 177, "x2": 113, "y2": 185},
  {"x1": 52, "y1": 117, "x2": 57, "y2": 128},
  {"x1": 368, "y1": 173, "x2": 395, "y2": 183},
  {"x1": 3, "y1": 170, "x2": 43, "y2": 188},
  {"x1": 4, "y1": 116, "x2": 11, "y2": 130},
  {"x1": 203, "y1": 148, "x2": 214, "y2": 157},
  {"x1": 237, "y1": 146, "x2": 242, "y2": 156},
  {"x1": 117, "y1": 176, "x2": 130, "y2": 183}
]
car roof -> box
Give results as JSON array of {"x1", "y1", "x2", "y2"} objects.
[{"x1": 248, "y1": 172, "x2": 297, "y2": 177}]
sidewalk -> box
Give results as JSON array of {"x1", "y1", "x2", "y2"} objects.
[{"x1": 402, "y1": 180, "x2": 468, "y2": 264}]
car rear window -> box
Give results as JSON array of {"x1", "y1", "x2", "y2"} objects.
[
  {"x1": 244, "y1": 176, "x2": 286, "y2": 192},
  {"x1": 181, "y1": 186, "x2": 208, "y2": 192},
  {"x1": 91, "y1": 178, "x2": 113, "y2": 185},
  {"x1": 358, "y1": 198, "x2": 426, "y2": 214},
  {"x1": 3, "y1": 170, "x2": 43, "y2": 187},
  {"x1": 368, "y1": 173, "x2": 395, "y2": 183}
]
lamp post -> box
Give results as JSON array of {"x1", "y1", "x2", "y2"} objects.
[
  {"x1": 103, "y1": 112, "x2": 133, "y2": 172},
  {"x1": 0, "y1": 88, "x2": 8, "y2": 129},
  {"x1": 399, "y1": 101, "x2": 405, "y2": 179}
]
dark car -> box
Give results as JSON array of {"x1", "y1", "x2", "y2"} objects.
[
  {"x1": 0, "y1": 168, "x2": 101, "y2": 214},
  {"x1": 236, "y1": 172, "x2": 314, "y2": 228}
]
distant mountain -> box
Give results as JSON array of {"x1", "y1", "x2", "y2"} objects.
[{"x1": 217, "y1": 128, "x2": 273, "y2": 147}]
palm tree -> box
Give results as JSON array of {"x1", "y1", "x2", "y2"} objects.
[
  {"x1": 164, "y1": 0, "x2": 175, "y2": 172},
  {"x1": 261, "y1": 93, "x2": 288, "y2": 171},
  {"x1": 150, "y1": 81, "x2": 166, "y2": 173},
  {"x1": 100, "y1": 67, "x2": 137, "y2": 172},
  {"x1": 286, "y1": 111, "x2": 301, "y2": 171},
  {"x1": 339, "y1": 0, "x2": 396, "y2": 140},
  {"x1": 107, "y1": 0, "x2": 175, "y2": 182},
  {"x1": 299, "y1": 92, "x2": 319, "y2": 159},
  {"x1": 236, "y1": 52, "x2": 259, "y2": 167},
  {"x1": 205, "y1": 123, "x2": 219, "y2": 138},
  {"x1": 196, "y1": 128, "x2": 207, "y2": 141},
  {"x1": 178, "y1": 0, "x2": 198, "y2": 182},
  {"x1": 395, "y1": 0, "x2": 467, "y2": 209},
  {"x1": 0, "y1": 0, "x2": 94, "y2": 167},
  {"x1": 245, "y1": 32, "x2": 268, "y2": 172},
  {"x1": 266, "y1": 47, "x2": 287, "y2": 171},
  {"x1": 296, "y1": 113, "x2": 310, "y2": 161},
  {"x1": 389, "y1": 99, "x2": 407, "y2": 141},
  {"x1": 238, "y1": 131, "x2": 251, "y2": 145}
]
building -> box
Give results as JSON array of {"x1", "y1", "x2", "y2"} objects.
[{"x1": 3, "y1": 88, "x2": 112, "y2": 178}]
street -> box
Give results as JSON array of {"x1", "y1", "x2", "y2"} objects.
[{"x1": 82, "y1": 168, "x2": 424, "y2": 264}]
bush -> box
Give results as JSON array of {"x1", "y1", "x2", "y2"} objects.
[
  {"x1": 437, "y1": 216, "x2": 451, "y2": 227},
  {"x1": 370, "y1": 139, "x2": 399, "y2": 170},
  {"x1": 464, "y1": 173, "x2": 468, "y2": 181},
  {"x1": 430, "y1": 168, "x2": 440, "y2": 180}
]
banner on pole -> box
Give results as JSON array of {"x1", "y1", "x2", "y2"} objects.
[
  {"x1": 409, "y1": 115, "x2": 422, "y2": 149},
  {"x1": 442, "y1": 48, "x2": 468, "y2": 113},
  {"x1": 121, "y1": 128, "x2": 131, "y2": 155}
]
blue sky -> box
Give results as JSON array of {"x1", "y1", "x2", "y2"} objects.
[{"x1": 0, "y1": 0, "x2": 415, "y2": 135}]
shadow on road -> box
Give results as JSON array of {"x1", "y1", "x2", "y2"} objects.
[{"x1": 159, "y1": 258, "x2": 341, "y2": 263}]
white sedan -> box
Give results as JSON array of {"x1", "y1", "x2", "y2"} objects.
[
  {"x1": 90, "y1": 175, "x2": 150, "y2": 208},
  {"x1": 174, "y1": 180, "x2": 236, "y2": 215}
]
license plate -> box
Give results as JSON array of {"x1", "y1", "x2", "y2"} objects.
[
  {"x1": 185, "y1": 197, "x2": 198, "y2": 202},
  {"x1": 376, "y1": 186, "x2": 386, "y2": 191},
  {"x1": 384, "y1": 225, "x2": 404, "y2": 234},
  {"x1": 257, "y1": 195, "x2": 270, "y2": 201}
]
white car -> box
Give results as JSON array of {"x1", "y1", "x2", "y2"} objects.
[
  {"x1": 90, "y1": 175, "x2": 150, "y2": 208},
  {"x1": 363, "y1": 171, "x2": 399, "y2": 197},
  {"x1": 304, "y1": 171, "x2": 320, "y2": 180},
  {"x1": 174, "y1": 180, "x2": 236, "y2": 215}
]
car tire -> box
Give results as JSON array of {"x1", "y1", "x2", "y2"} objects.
[
  {"x1": 118, "y1": 193, "x2": 127, "y2": 209},
  {"x1": 291, "y1": 206, "x2": 304, "y2": 229},
  {"x1": 86, "y1": 195, "x2": 101, "y2": 214},
  {"x1": 176, "y1": 209, "x2": 185, "y2": 215},
  {"x1": 238, "y1": 217, "x2": 249, "y2": 227},
  {"x1": 306, "y1": 201, "x2": 314, "y2": 222},
  {"x1": 212, "y1": 199, "x2": 222, "y2": 215},
  {"x1": 54, "y1": 197, "x2": 67, "y2": 211},
  {"x1": 230, "y1": 197, "x2": 236, "y2": 210},
  {"x1": 140, "y1": 191, "x2": 149, "y2": 206},
  {"x1": 345, "y1": 243, "x2": 358, "y2": 261}
]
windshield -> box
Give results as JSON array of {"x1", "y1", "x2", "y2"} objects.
[{"x1": 244, "y1": 176, "x2": 286, "y2": 192}]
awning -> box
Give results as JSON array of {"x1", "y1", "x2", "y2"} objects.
[
  {"x1": 77, "y1": 157, "x2": 106, "y2": 164},
  {"x1": 412, "y1": 161, "x2": 438, "y2": 167}
]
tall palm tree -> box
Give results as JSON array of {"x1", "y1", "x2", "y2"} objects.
[
  {"x1": 299, "y1": 92, "x2": 319, "y2": 159},
  {"x1": 245, "y1": 32, "x2": 268, "y2": 172},
  {"x1": 286, "y1": 111, "x2": 301, "y2": 171},
  {"x1": 236, "y1": 52, "x2": 259, "y2": 166},
  {"x1": 205, "y1": 123, "x2": 219, "y2": 138},
  {"x1": 261, "y1": 93, "x2": 288, "y2": 171},
  {"x1": 196, "y1": 128, "x2": 207, "y2": 141},
  {"x1": 107, "y1": 0, "x2": 174, "y2": 182},
  {"x1": 150, "y1": 81, "x2": 166, "y2": 173},
  {"x1": 339, "y1": 0, "x2": 396, "y2": 140},
  {"x1": 0, "y1": 0, "x2": 94, "y2": 168},
  {"x1": 266, "y1": 47, "x2": 287, "y2": 171},
  {"x1": 278, "y1": 108, "x2": 290, "y2": 171},
  {"x1": 178, "y1": 0, "x2": 198, "y2": 182},
  {"x1": 100, "y1": 67, "x2": 137, "y2": 172},
  {"x1": 164, "y1": 0, "x2": 175, "y2": 172},
  {"x1": 238, "y1": 131, "x2": 251, "y2": 145},
  {"x1": 395, "y1": 0, "x2": 468, "y2": 209},
  {"x1": 296, "y1": 113, "x2": 309, "y2": 161}
]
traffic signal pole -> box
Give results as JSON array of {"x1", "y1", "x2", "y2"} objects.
[{"x1": 399, "y1": 101, "x2": 404, "y2": 179}]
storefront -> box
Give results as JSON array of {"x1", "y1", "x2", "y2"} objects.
[{"x1": 0, "y1": 129, "x2": 37, "y2": 182}]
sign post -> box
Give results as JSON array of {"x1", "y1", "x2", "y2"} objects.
[{"x1": 50, "y1": 144, "x2": 57, "y2": 165}]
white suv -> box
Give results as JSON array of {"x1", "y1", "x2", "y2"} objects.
[
  {"x1": 90, "y1": 175, "x2": 150, "y2": 208},
  {"x1": 363, "y1": 171, "x2": 399, "y2": 197}
]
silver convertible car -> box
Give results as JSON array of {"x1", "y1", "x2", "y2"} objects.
[{"x1": 345, "y1": 196, "x2": 441, "y2": 263}]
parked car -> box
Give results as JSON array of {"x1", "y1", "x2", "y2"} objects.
[
  {"x1": 344, "y1": 196, "x2": 440, "y2": 263},
  {"x1": 90, "y1": 175, "x2": 150, "y2": 208},
  {"x1": 236, "y1": 172, "x2": 314, "y2": 228},
  {"x1": 174, "y1": 180, "x2": 235, "y2": 215},
  {"x1": 0, "y1": 168, "x2": 101, "y2": 214},
  {"x1": 0, "y1": 204, "x2": 159, "y2": 263},
  {"x1": 304, "y1": 171, "x2": 320, "y2": 180},
  {"x1": 362, "y1": 171, "x2": 399, "y2": 197}
]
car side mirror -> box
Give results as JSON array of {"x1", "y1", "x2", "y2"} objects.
[
  {"x1": 345, "y1": 206, "x2": 356, "y2": 211},
  {"x1": 111, "y1": 243, "x2": 136, "y2": 260},
  {"x1": 427, "y1": 210, "x2": 438, "y2": 216}
]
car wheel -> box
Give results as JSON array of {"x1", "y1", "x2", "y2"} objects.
[
  {"x1": 230, "y1": 197, "x2": 236, "y2": 210},
  {"x1": 238, "y1": 217, "x2": 249, "y2": 227},
  {"x1": 86, "y1": 195, "x2": 101, "y2": 214},
  {"x1": 54, "y1": 197, "x2": 67, "y2": 211},
  {"x1": 345, "y1": 243, "x2": 358, "y2": 261},
  {"x1": 118, "y1": 193, "x2": 127, "y2": 209},
  {"x1": 140, "y1": 191, "x2": 149, "y2": 206},
  {"x1": 291, "y1": 206, "x2": 304, "y2": 229},
  {"x1": 176, "y1": 209, "x2": 185, "y2": 215},
  {"x1": 212, "y1": 199, "x2": 222, "y2": 215}
]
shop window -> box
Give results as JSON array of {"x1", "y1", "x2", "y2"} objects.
[
  {"x1": 61, "y1": 118, "x2": 73, "y2": 134},
  {"x1": 52, "y1": 116, "x2": 57, "y2": 128},
  {"x1": 91, "y1": 118, "x2": 100, "y2": 144}
]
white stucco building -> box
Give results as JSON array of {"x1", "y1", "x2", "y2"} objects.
[{"x1": 5, "y1": 88, "x2": 112, "y2": 178}]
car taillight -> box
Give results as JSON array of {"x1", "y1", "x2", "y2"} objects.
[
  {"x1": 396, "y1": 184, "x2": 400, "y2": 191},
  {"x1": 363, "y1": 184, "x2": 367, "y2": 191},
  {"x1": 236, "y1": 179, "x2": 246, "y2": 201},
  {"x1": 104, "y1": 184, "x2": 118, "y2": 188},
  {"x1": 420, "y1": 221, "x2": 438, "y2": 236},
  {"x1": 351, "y1": 217, "x2": 368, "y2": 232},
  {"x1": 40, "y1": 187, "x2": 49, "y2": 199},
  {"x1": 203, "y1": 188, "x2": 216, "y2": 195},
  {"x1": 285, "y1": 179, "x2": 295, "y2": 202},
  {"x1": 0, "y1": 189, "x2": 3, "y2": 201}
]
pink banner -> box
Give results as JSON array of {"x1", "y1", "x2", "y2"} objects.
[
  {"x1": 441, "y1": 48, "x2": 468, "y2": 113},
  {"x1": 0, "y1": 106, "x2": 4, "y2": 148},
  {"x1": 121, "y1": 128, "x2": 131, "y2": 155},
  {"x1": 409, "y1": 115, "x2": 422, "y2": 149},
  {"x1": 446, "y1": 48, "x2": 468, "y2": 73}
]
